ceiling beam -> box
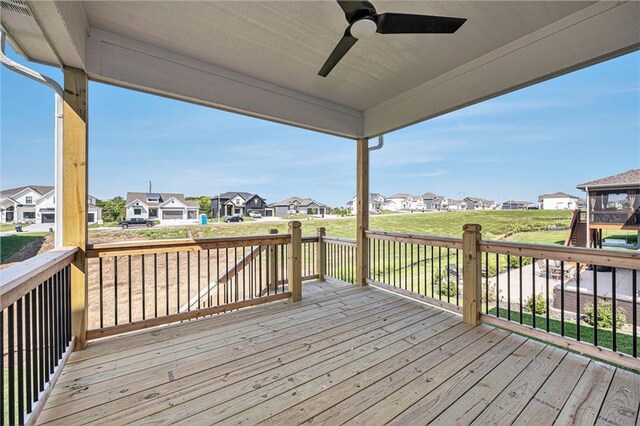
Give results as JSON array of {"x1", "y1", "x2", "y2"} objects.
[{"x1": 86, "y1": 28, "x2": 363, "y2": 139}]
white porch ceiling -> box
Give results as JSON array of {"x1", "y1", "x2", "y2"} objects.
[{"x1": 4, "y1": 1, "x2": 640, "y2": 138}]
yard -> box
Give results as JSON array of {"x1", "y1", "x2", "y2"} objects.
[{"x1": 88, "y1": 210, "x2": 573, "y2": 243}]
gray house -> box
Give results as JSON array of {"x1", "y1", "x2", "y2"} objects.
[
  {"x1": 268, "y1": 196, "x2": 327, "y2": 217},
  {"x1": 211, "y1": 192, "x2": 268, "y2": 218}
]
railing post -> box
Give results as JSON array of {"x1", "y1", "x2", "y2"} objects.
[
  {"x1": 63, "y1": 66, "x2": 88, "y2": 350},
  {"x1": 462, "y1": 224, "x2": 482, "y2": 326},
  {"x1": 356, "y1": 137, "x2": 369, "y2": 286},
  {"x1": 288, "y1": 221, "x2": 303, "y2": 302},
  {"x1": 268, "y1": 228, "x2": 278, "y2": 292},
  {"x1": 316, "y1": 227, "x2": 326, "y2": 281}
]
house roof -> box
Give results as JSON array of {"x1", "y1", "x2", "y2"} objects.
[
  {"x1": 0, "y1": 185, "x2": 54, "y2": 199},
  {"x1": 126, "y1": 192, "x2": 189, "y2": 206},
  {"x1": 503, "y1": 200, "x2": 532, "y2": 205},
  {"x1": 388, "y1": 193, "x2": 412, "y2": 199},
  {"x1": 576, "y1": 169, "x2": 640, "y2": 191},
  {"x1": 269, "y1": 196, "x2": 327, "y2": 208},
  {"x1": 464, "y1": 197, "x2": 494, "y2": 205},
  {"x1": 215, "y1": 192, "x2": 257, "y2": 201},
  {"x1": 537, "y1": 191, "x2": 580, "y2": 201},
  {"x1": 6, "y1": 2, "x2": 637, "y2": 139}
]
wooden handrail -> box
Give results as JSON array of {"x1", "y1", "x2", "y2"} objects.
[
  {"x1": 478, "y1": 239, "x2": 640, "y2": 269},
  {"x1": 323, "y1": 236, "x2": 357, "y2": 246},
  {"x1": 0, "y1": 247, "x2": 78, "y2": 311},
  {"x1": 365, "y1": 230, "x2": 463, "y2": 249},
  {"x1": 86, "y1": 234, "x2": 291, "y2": 258}
]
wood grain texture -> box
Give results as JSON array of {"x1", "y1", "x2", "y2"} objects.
[
  {"x1": 463, "y1": 224, "x2": 482, "y2": 326},
  {"x1": 355, "y1": 137, "x2": 369, "y2": 286},
  {"x1": 63, "y1": 66, "x2": 88, "y2": 350}
]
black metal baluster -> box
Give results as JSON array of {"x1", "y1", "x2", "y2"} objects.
[
  {"x1": 38, "y1": 283, "x2": 44, "y2": 391},
  {"x1": 411, "y1": 244, "x2": 415, "y2": 293},
  {"x1": 576, "y1": 263, "x2": 581, "y2": 341},
  {"x1": 99, "y1": 257, "x2": 104, "y2": 329},
  {"x1": 187, "y1": 251, "x2": 191, "y2": 309},
  {"x1": 593, "y1": 265, "x2": 598, "y2": 347},
  {"x1": 485, "y1": 252, "x2": 489, "y2": 313},
  {"x1": 519, "y1": 256, "x2": 523, "y2": 324},
  {"x1": 456, "y1": 249, "x2": 460, "y2": 305},
  {"x1": 31, "y1": 288, "x2": 38, "y2": 405},
  {"x1": 217, "y1": 248, "x2": 221, "y2": 305},
  {"x1": 166, "y1": 253, "x2": 169, "y2": 315},
  {"x1": 612, "y1": 267, "x2": 617, "y2": 352},
  {"x1": 17, "y1": 298, "x2": 24, "y2": 424},
  {"x1": 8, "y1": 304, "x2": 15, "y2": 426},
  {"x1": 198, "y1": 251, "x2": 202, "y2": 309},
  {"x1": 128, "y1": 256, "x2": 132, "y2": 323},
  {"x1": 404, "y1": 243, "x2": 407, "y2": 290},
  {"x1": 495, "y1": 254, "x2": 499, "y2": 317},
  {"x1": 207, "y1": 249, "x2": 211, "y2": 308},
  {"x1": 633, "y1": 269, "x2": 637, "y2": 358},
  {"x1": 272, "y1": 245, "x2": 277, "y2": 295},
  {"x1": 431, "y1": 246, "x2": 434, "y2": 296},
  {"x1": 242, "y1": 246, "x2": 246, "y2": 301},
  {"x1": 507, "y1": 256, "x2": 511, "y2": 321},
  {"x1": 259, "y1": 246, "x2": 263, "y2": 296},
  {"x1": 142, "y1": 255, "x2": 146, "y2": 320},
  {"x1": 438, "y1": 246, "x2": 442, "y2": 300},
  {"x1": 1, "y1": 311, "x2": 4, "y2": 421},
  {"x1": 114, "y1": 257, "x2": 118, "y2": 326},
  {"x1": 154, "y1": 253, "x2": 159, "y2": 317},
  {"x1": 545, "y1": 259, "x2": 550, "y2": 331},
  {"x1": 25, "y1": 290, "x2": 32, "y2": 414},
  {"x1": 560, "y1": 261, "x2": 565, "y2": 336},
  {"x1": 532, "y1": 258, "x2": 536, "y2": 329}
]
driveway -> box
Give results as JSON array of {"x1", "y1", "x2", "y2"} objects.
[{"x1": 22, "y1": 223, "x2": 55, "y2": 233}]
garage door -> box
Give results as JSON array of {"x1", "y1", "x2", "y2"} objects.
[
  {"x1": 162, "y1": 210, "x2": 183, "y2": 219},
  {"x1": 42, "y1": 213, "x2": 55, "y2": 223},
  {"x1": 264, "y1": 210, "x2": 273, "y2": 217}
]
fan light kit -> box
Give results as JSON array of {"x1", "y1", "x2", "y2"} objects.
[{"x1": 319, "y1": 0, "x2": 467, "y2": 77}]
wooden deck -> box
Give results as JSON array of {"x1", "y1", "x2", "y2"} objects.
[{"x1": 38, "y1": 281, "x2": 640, "y2": 425}]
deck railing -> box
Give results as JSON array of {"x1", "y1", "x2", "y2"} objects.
[
  {"x1": 319, "y1": 224, "x2": 639, "y2": 370},
  {"x1": 365, "y1": 230, "x2": 464, "y2": 313},
  {"x1": 85, "y1": 228, "x2": 305, "y2": 339},
  {"x1": 0, "y1": 247, "x2": 77, "y2": 425}
]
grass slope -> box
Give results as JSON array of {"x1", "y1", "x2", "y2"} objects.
[{"x1": 0, "y1": 233, "x2": 49, "y2": 262}]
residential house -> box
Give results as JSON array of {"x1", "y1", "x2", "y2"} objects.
[
  {"x1": 350, "y1": 193, "x2": 386, "y2": 215},
  {"x1": 447, "y1": 199, "x2": 467, "y2": 211},
  {"x1": 421, "y1": 192, "x2": 448, "y2": 210},
  {"x1": 0, "y1": 185, "x2": 102, "y2": 224},
  {"x1": 211, "y1": 192, "x2": 268, "y2": 218},
  {"x1": 385, "y1": 193, "x2": 413, "y2": 211},
  {"x1": 538, "y1": 192, "x2": 582, "y2": 210},
  {"x1": 501, "y1": 200, "x2": 532, "y2": 210},
  {"x1": 464, "y1": 197, "x2": 496, "y2": 210},
  {"x1": 268, "y1": 196, "x2": 328, "y2": 217},
  {"x1": 126, "y1": 192, "x2": 199, "y2": 221}
]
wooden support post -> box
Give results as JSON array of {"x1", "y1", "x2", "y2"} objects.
[
  {"x1": 316, "y1": 227, "x2": 326, "y2": 281},
  {"x1": 462, "y1": 224, "x2": 482, "y2": 326},
  {"x1": 268, "y1": 228, "x2": 278, "y2": 291},
  {"x1": 356, "y1": 137, "x2": 369, "y2": 286},
  {"x1": 287, "y1": 221, "x2": 302, "y2": 302},
  {"x1": 63, "y1": 67, "x2": 88, "y2": 350}
]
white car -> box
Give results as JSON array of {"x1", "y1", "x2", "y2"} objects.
[{"x1": 248, "y1": 211, "x2": 262, "y2": 219}]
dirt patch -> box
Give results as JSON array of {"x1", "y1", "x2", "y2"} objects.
[{"x1": 0, "y1": 234, "x2": 55, "y2": 270}]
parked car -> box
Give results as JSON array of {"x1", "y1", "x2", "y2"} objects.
[
  {"x1": 118, "y1": 217, "x2": 155, "y2": 229},
  {"x1": 225, "y1": 215, "x2": 244, "y2": 223},
  {"x1": 248, "y1": 211, "x2": 262, "y2": 219}
]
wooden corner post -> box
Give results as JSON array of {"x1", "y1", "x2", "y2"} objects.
[
  {"x1": 356, "y1": 137, "x2": 369, "y2": 286},
  {"x1": 63, "y1": 67, "x2": 88, "y2": 350},
  {"x1": 287, "y1": 221, "x2": 302, "y2": 302},
  {"x1": 268, "y1": 229, "x2": 278, "y2": 291},
  {"x1": 462, "y1": 224, "x2": 482, "y2": 326},
  {"x1": 316, "y1": 227, "x2": 326, "y2": 281}
]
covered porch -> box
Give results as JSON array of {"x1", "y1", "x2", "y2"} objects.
[{"x1": 2, "y1": 1, "x2": 640, "y2": 424}]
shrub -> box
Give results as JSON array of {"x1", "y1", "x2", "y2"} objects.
[
  {"x1": 524, "y1": 294, "x2": 546, "y2": 316},
  {"x1": 438, "y1": 279, "x2": 458, "y2": 298},
  {"x1": 583, "y1": 300, "x2": 626, "y2": 330},
  {"x1": 508, "y1": 256, "x2": 532, "y2": 269}
]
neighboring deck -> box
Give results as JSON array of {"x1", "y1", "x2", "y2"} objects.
[{"x1": 38, "y1": 281, "x2": 640, "y2": 425}]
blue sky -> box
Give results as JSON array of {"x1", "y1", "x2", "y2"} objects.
[{"x1": 2, "y1": 44, "x2": 638, "y2": 207}]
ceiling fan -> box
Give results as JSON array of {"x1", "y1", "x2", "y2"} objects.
[{"x1": 319, "y1": 0, "x2": 467, "y2": 77}]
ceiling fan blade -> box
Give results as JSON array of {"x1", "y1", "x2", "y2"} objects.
[
  {"x1": 337, "y1": 0, "x2": 376, "y2": 23},
  {"x1": 318, "y1": 32, "x2": 357, "y2": 77},
  {"x1": 375, "y1": 13, "x2": 466, "y2": 34}
]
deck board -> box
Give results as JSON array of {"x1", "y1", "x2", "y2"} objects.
[{"x1": 38, "y1": 280, "x2": 640, "y2": 425}]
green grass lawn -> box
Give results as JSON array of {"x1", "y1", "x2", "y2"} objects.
[
  {"x1": 504, "y1": 230, "x2": 568, "y2": 245},
  {"x1": 488, "y1": 307, "x2": 636, "y2": 357},
  {"x1": 89, "y1": 210, "x2": 572, "y2": 242},
  {"x1": 0, "y1": 223, "x2": 23, "y2": 232},
  {"x1": 0, "y1": 233, "x2": 50, "y2": 262}
]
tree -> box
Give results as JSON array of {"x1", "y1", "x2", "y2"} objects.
[
  {"x1": 102, "y1": 196, "x2": 126, "y2": 222},
  {"x1": 187, "y1": 196, "x2": 212, "y2": 218}
]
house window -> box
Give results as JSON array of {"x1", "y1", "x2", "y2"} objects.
[
  {"x1": 25, "y1": 196, "x2": 32, "y2": 204},
  {"x1": 134, "y1": 208, "x2": 142, "y2": 215},
  {"x1": 254, "y1": 198, "x2": 259, "y2": 205},
  {"x1": 23, "y1": 212, "x2": 35, "y2": 219}
]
